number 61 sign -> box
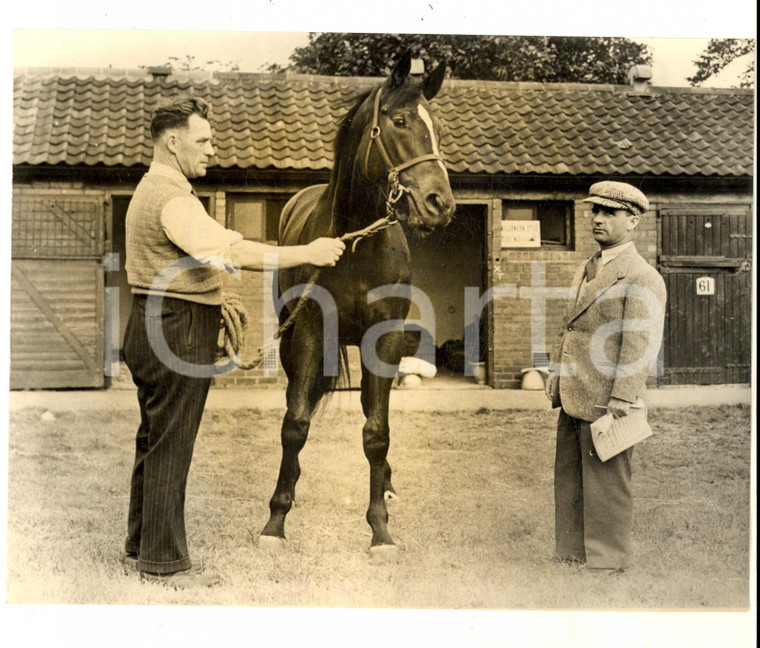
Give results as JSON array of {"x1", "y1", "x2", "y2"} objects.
[{"x1": 696, "y1": 276, "x2": 715, "y2": 296}]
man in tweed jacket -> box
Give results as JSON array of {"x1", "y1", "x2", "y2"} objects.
[{"x1": 545, "y1": 181, "x2": 666, "y2": 572}]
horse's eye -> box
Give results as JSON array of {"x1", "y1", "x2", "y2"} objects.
[{"x1": 392, "y1": 116, "x2": 407, "y2": 128}]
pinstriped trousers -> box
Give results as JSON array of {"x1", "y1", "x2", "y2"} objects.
[{"x1": 123, "y1": 294, "x2": 220, "y2": 575}]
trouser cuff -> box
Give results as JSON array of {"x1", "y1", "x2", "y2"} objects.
[{"x1": 138, "y1": 555, "x2": 192, "y2": 575}]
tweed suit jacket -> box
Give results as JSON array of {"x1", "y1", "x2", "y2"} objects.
[{"x1": 549, "y1": 244, "x2": 667, "y2": 423}]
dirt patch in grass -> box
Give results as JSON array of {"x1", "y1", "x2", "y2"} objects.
[{"x1": 5, "y1": 402, "x2": 751, "y2": 609}]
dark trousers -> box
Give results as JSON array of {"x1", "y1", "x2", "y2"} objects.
[
  {"x1": 554, "y1": 408, "x2": 633, "y2": 569},
  {"x1": 123, "y1": 294, "x2": 220, "y2": 574}
]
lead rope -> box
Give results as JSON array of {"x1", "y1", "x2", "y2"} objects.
[{"x1": 217, "y1": 215, "x2": 399, "y2": 371}]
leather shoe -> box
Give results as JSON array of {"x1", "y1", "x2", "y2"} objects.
[
  {"x1": 140, "y1": 568, "x2": 221, "y2": 589},
  {"x1": 586, "y1": 566, "x2": 625, "y2": 575},
  {"x1": 120, "y1": 553, "x2": 138, "y2": 573}
]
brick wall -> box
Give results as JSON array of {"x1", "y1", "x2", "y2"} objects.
[
  {"x1": 12, "y1": 177, "x2": 751, "y2": 391},
  {"x1": 488, "y1": 194, "x2": 661, "y2": 389}
]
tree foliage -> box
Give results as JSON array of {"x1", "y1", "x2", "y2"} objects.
[
  {"x1": 687, "y1": 39, "x2": 755, "y2": 88},
  {"x1": 281, "y1": 33, "x2": 652, "y2": 84}
]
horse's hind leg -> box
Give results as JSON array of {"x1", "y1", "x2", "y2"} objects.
[{"x1": 260, "y1": 330, "x2": 325, "y2": 551}]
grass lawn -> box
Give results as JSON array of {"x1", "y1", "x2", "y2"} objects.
[{"x1": 5, "y1": 400, "x2": 752, "y2": 609}]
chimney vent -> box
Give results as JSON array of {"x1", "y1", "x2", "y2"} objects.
[
  {"x1": 147, "y1": 65, "x2": 173, "y2": 80},
  {"x1": 627, "y1": 64, "x2": 653, "y2": 92}
]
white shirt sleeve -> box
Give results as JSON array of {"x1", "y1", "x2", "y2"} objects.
[{"x1": 160, "y1": 195, "x2": 244, "y2": 273}]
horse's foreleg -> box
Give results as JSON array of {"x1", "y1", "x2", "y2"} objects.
[
  {"x1": 360, "y1": 378, "x2": 397, "y2": 502},
  {"x1": 383, "y1": 461, "x2": 398, "y2": 502},
  {"x1": 360, "y1": 335, "x2": 404, "y2": 553},
  {"x1": 260, "y1": 332, "x2": 324, "y2": 549}
]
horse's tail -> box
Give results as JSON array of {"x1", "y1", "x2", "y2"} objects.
[
  {"x1": 314, "y1": 344, "x2": 350, "y2": 415},
  {"x1": 336, "y1": 344, "x2": 350, "y2": 391}
]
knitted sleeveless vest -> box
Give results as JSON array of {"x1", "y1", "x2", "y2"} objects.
[{"x1": 125, "y1": 174, "x2": 223, "y2": 304}]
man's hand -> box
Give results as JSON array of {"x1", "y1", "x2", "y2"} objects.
[
  {"x1": 306, "y1": 238, "x2": 346, "y2": 267},
  {"x1": 607, "y1": 397, "x2": 632, "y2": 418},
  {"x1": 545, "y1": 373, "x2": 558, "y2": 402}
]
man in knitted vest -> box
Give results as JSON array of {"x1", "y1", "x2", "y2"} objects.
[{"x1": 122, "y1": 97, "x2": 344, "y2": 588}]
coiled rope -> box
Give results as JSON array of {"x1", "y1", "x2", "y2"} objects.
[{"x1": 217, "y1": 215, "x2": 399, "y2": 371}]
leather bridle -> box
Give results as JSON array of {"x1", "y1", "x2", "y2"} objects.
[{"x1": 363, "y1": 86, "x2": 445, "y2": 221}]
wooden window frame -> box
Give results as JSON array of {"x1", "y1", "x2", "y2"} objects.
[
  {"x1": 226, "y1": 193, "x2": 291, "y2": 244},
  {"x1": 502, "y1": 199, "x2": 574, "y2": 250}
]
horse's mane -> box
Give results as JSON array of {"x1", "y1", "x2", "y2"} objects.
[
  {"x1": 323, "y1": 88, "x2": 374, "y2": 230},
  {"x1": 332, "y1": 88, "x2": 373, "y2": 177}
]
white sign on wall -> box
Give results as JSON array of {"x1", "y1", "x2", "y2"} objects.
[
  {"x1": 501, "y1": 220, "x2": 541, "y2": 248},
  {"x1": 696, "y1": 276, "x2": 715, "y2": 296}
]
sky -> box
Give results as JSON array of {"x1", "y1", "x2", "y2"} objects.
[
  {"x1": 8, "y1": 0, "x2": 758, "y2": 87},
  {"x1": 9, "y1": 31, "x2": 753, "y2": 87},
  {"x1": 12, "y1": 30, "x2": 311, "y2": 75},
  {"x1": 2, "y1": 31, "x2": 727, "y2": 86}
]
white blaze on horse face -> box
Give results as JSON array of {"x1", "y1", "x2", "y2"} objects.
[{"x1": 417, "y1": 104, "x2": 447, "y2": 174}]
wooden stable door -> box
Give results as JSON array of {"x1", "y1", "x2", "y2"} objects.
[
  {"x1": 658, "y1": 205, "x2": 752, "y2": 385},
  {"x1": 10, "y1": 193, "x2": 106, "y2": 389}
]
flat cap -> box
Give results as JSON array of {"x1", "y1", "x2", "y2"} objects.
[{"x1": 583, "y1": 181, "x2": 649, "y2": 215}]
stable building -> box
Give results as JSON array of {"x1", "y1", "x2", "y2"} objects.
[{"x1": 11, "y1": 66, "x2": 754, "y2": 390}]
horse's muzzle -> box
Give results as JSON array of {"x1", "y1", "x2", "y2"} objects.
[
  {"x1": 407, "y1": 187, "x2": 454, "y2": 233},
  {"x1": 425, "y1": 191, "x2": 455, "y2": 226}
]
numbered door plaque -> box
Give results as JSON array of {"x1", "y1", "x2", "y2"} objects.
[{"x1": 696, "y1": 276, "x2": 715, "y2": 296}]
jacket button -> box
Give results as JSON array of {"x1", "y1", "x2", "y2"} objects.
[{"x1": 567, "y1": 325, "x2": 574, "y2": 331}]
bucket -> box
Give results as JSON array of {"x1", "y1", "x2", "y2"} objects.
[
  {"x1": 470, "y1": 362, "x2": 486, "y2": 385},
  {"x1": 520, "y1": 368, "x2": 545, "y2": 390},
  {"x1": 398, "y1": 373, "x2": 423, "y2": 389}
]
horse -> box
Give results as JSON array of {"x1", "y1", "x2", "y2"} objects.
[{"x1": 260, "y1": 49, "x2": 455, "y2": 557}]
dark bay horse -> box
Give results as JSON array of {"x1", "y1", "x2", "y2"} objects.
[{"x1": 260, "y1": 50, "x2": 455, "y2": 556}]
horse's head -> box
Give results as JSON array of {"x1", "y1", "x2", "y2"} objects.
[{"x1": 357, "y1": 49, "x2": 455, "y2": 236}]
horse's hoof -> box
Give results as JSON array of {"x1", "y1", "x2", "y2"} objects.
[
  {"x1": 384, "y1": 490, "x2": 400, "y2": 503},
  {"x1": 369, "y1": 544, "x2": 399, "y2": 562},
  {"x1": 259, "y1": 535, "x2": 287, "y2": 553}
]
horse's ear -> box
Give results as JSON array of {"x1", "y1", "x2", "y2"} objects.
[
  {"x1": 423, "y1": 63, "x2": 447, "y2": 100},
  {"x1": 389, "y1": 48, "x2": 413, "y2": 89}
]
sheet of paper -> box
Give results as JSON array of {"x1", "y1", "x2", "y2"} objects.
[{"x1": 591, "y1": 403, "x2": 652, "y2": 462}]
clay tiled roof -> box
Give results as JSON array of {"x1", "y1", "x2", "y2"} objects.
[{"x1": 13, "y1": 68, "x2": 755, "y2": 178}]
